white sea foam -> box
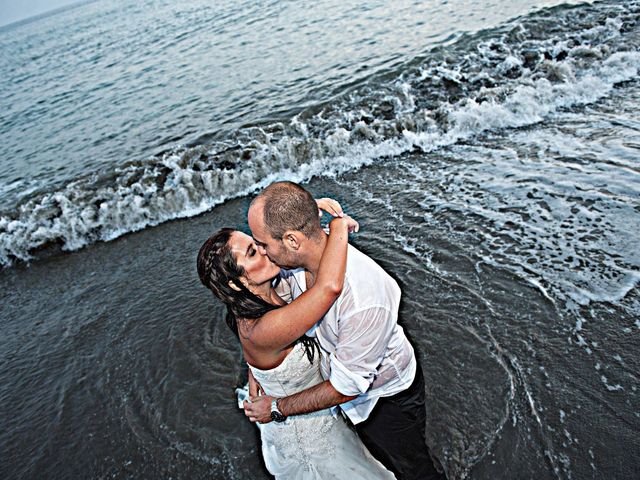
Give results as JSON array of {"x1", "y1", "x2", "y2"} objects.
[
  {"x1": 2, "y1": 8, "x2": 639, "y2": 267},
  {"x1": 600, "y1": 375, "x2": 624, "y2": 392}
]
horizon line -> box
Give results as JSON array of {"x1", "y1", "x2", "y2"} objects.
[{"x1": 0, "y1": 0, "x2": 98, "y2": 32}]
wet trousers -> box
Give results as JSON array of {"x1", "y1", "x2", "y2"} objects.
[{"x1": 353, "y1": 364, "x2": 446, "y2": 480}]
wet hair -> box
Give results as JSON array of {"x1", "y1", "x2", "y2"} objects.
[
  {"x1": 252, "y1": 181, "x2": 322, "y2": 240},
  {"x1": 197, "y1": 227, "x2": 317, "y2": 362}
]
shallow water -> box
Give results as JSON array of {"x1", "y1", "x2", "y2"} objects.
[
  {"x1": 1, "y1": 0, "x2": 639, "y2": 479},
  {"x1": 0, "y1": 0, "x2": 591, "y2": 262}
]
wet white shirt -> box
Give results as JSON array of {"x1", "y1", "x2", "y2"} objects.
[{"x1": 279, "y1": 244, "x2": 417, "y2": 424}]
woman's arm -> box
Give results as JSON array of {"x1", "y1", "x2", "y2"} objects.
[{"x1": 248, "y1": 215, "x2": 358, "y2": 352}]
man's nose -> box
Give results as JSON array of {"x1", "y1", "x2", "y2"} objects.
[{"x1": 256, "y1": 244, "x2": 267, "y2": 256}]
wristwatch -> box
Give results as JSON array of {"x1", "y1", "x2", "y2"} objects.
[{"x1": 270, "y1": 399, "x2": 287, "y2": 423}]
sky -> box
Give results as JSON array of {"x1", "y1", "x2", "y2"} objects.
[{"x1": 0, "y1": 0, "x2": 81, "y2": 27}]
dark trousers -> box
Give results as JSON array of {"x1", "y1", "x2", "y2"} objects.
[{"x1": 353, "y1": 364, "x2": 446, "y2": 480}]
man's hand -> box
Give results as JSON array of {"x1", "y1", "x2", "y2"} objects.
[{"x1": 243, "y1": 394, "x2": 275, "y2": 423}]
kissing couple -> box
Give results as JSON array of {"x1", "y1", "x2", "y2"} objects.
[{"x1": 197, "y1": 181, "x2": 445, "y2": 479}]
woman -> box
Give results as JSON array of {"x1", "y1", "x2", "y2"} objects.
[{"x1": 196, "y1": 202, "x2": 394, "y2": 479}]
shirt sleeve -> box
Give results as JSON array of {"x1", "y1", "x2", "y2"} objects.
[{"x1": 327, "y1": 306, "x2": 396, "y2": 396}]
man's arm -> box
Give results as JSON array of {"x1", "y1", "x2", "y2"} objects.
[{"x1": 243, "y1": 380, "x2": 356, "y2": 423}]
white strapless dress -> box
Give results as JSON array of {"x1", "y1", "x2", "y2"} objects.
[{"x1": 244, "y1": 342, "x2": 395, "y2": 479}]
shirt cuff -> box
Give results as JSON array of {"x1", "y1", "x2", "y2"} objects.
[{"x1": 328, "y1": 353, "x2": 372, "y2": 396}]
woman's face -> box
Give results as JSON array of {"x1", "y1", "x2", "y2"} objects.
[{"x1": 229, "y1": 231, "x2": 280, "y2": 289}]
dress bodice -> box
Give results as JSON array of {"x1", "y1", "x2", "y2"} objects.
[{"x1": 249, "y1": 342, "x2": 323, "y2": 398}]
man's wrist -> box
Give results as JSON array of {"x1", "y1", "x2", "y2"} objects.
[
  {"x1": 276, "y1": 397, "x2": 288, "y2": 416},
  {"x1": 270, "y1": 397, "x2": 287, "y2": 422}
]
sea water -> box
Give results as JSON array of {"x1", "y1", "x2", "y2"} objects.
[{"x1": 1, "y1": 1, "x2": 638, "y2": 478}]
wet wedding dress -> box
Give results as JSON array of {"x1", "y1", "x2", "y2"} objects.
[{"x1": 246, "y1": 342, "x2": 395, "y2": 479}]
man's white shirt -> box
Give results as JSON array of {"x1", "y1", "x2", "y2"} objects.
[{"x1": 278, "y1": 244, "x2": 417, "y2": 424}]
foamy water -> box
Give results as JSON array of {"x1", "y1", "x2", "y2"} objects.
[{"x1": 1, "y1": 1, "x2": 639, "y2": 479}]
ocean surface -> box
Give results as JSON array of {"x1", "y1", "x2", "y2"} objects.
[{"x1": 1, "y1": 0, "x2": 639, "y2": 478}]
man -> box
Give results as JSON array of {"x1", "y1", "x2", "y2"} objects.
[{"x1": 243, "y1": 181, "x2": 445, "y2": 480}]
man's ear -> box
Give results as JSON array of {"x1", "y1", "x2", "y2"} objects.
[
  {"x1": 228, "y1": 280, "x2": 242, "y2": 292},
  {"x1": 282, "y1": 230, "x2": 301, "y2": 251}
]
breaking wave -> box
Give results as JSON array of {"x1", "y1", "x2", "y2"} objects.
[{"x1": 1, "y1": 0, "x2": 639, "y2": 266}]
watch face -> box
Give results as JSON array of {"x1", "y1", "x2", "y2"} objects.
[{"x1": 270, "y1": 411, "x2": 287, "y2": 423}]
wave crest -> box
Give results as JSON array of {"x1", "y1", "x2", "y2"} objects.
[{"x1": 2, "y1": 0, "x2": 639, "y2": 267}]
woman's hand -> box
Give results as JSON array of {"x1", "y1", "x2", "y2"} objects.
[
  {"x1": 316, "y1": 197, "x2": 343, "y2": 218},
  {"x1": 330, "y1": 214, "x2": 359, "y2": 234}
]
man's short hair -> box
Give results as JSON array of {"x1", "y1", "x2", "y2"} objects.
[{"x1": 254, "y1": 181, "x2": 322, "y2": 240}]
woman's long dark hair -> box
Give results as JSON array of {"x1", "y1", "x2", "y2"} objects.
[{"x1": 197, "y1": 228, "x2": 317, "y2": 363}]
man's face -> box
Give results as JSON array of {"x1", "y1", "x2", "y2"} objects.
[{"x1": 248, "y1": 201, "x2": 299, "y2": 269}]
